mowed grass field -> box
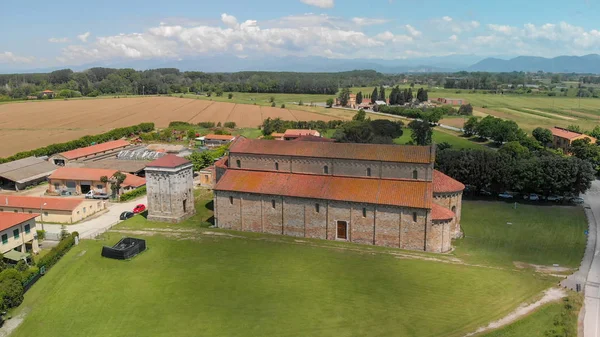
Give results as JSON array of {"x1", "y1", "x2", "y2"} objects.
[
  {"x1": 351, "y1": 86, "x2": 600, "y2": 132},
  {"x1": 11, "y1": 192, "x2": 588, "y2": 336}
]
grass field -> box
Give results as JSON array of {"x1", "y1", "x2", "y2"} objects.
[
  {"x1": 11, "y1": 191, "x2": 587, "y2": 336},
  {"x1": 455, "y1": 200, "x2": 588, "y2": 268},
  {"x1": 394, "y1": 127, "x2": 488, "y2": 150}
]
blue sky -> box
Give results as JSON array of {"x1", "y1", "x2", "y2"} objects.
[{"x1": 1, "y1": 0, "x2": 599, "y2": 70}]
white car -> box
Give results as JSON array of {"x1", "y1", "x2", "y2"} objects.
[
  {"x1": 547, "y1": 195, "x2": 563, "y2": 202},
  {"x1": 498, "y1": 192, "x2": 513, "y2": 199},
  {"x1": 528, "y1": 194, "x2": 540, "y2": 201}
]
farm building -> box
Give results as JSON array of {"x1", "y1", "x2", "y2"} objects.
[
  {"x1": 291, "y1": 135, "x2": 336, "y2": 143},
  {"x1": 213, "y1": 137, "x2": 464, "y2": 253},
  {"x1": 49, "y1": 139, "x2": 131, "y2": 166},
  {"x1": 145, "y1": 155, "x2": 195, "y2": 223},
  {"x1": 48, "y1": 167, "x2": 145, "y2": 195},
  {"x1": 0, "y1": 213, "x2": 39, "y2": 256},
  {"x1": 335, "y1": 94, "x2": 357, "y2": 108},
  {"x1": 198, "y1": 166, "x2": 215, "y2": 188},
  {"x1": 75, "y1": 159, "x2": 148, "y2": 176},
  {"x1": 270, "y1": 133, "x2": 285, "y2": 140},
  {"x1": 550, "y1": 126, "x2": 597, "y2": 153},
  {"x1": 436, "y1": 98, "x2": 467, "y2": 105},
  {"x1": 196, "y1": 135, "x2": 236, "y2": 148},
  {"x1": 283, "y1": 129, "x2": 321, "y2": 140},
  {"x1": 41, "y1": 90, "x2": 55, "y2": 98},
  {"x1": 0, "y1": 157, "x2": 56, "y2": 191},
  {"x1": 0, "y1": 195, "x2": 104, "y2": 224}
]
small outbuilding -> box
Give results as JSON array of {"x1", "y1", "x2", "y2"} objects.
[
  {"x1": 0, "y1": 157, "x2": 56, "y2": 191},
  {"x1": 283, "y1": 129, "x2": 321, "y2": 140}
]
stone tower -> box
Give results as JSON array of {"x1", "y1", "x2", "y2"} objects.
[{"x1": 145, "y1": 154, "x2": 195, "y2": 223}]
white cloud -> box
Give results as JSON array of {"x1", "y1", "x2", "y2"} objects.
[
  {"x1": 77, "y1": 32, "x2": 91, "y2": 42},
  {"x1": 405, "y1": 24, "x2": 422, "y2": 37},
  {"x1": 49, "y1": 37, "x2": 70, "y2": 43},
  {"x1": 449, "y1": 34, "x2": 458, "y2": 41},
  {"x1": 442, "y1": 16, "x2": 453, "y2": 22},
  {"x1": 221, "y1": 13, "x2": 239, "y2": 28},
  {"x1": 375, "y1": 31, "x2": 394, "y2": 41},
  {"x1": 300, "y1": 0, "x2": 334, "y2": 8},
  {"x1": 487, "y1": 24, "x2": 515, "y2": 35},
  {"x1": 352, "y1": 17, "x2": 389, "y2": 26},
  {"x1": 0, "y1": 52, "x2": 35, "y2": 64}
]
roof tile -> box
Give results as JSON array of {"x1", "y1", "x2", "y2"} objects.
[
  {"x1": 431, "y1": 203, "x2": 455, "y2": 221},
  {"x1": 0, "y1": 213, "x2": 38, "y2": 231},
  {"x1": 49, "y1": 167, "x2": 145, "y2": 187},
  {"x1": 147, "y1": 154, "x2": 191, "y2": 169},
  {"x1": 551, "y1": 127, "x2": 596, "y2": 141},
  {"x1": 433, "y1": 170, "x2": 465, "y2": 193},
  {"x1": 57, "y1": 140, "x2": 130, "y2": 160},
  {"x1": 0, "y1": 195, "x2": 84, "y2": 211}
]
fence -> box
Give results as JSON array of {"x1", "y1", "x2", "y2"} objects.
[
  {"x1": 45, "y1": 232, "x2": 61, "y2": 241},
  {"x1": 84, "y1": 221, "x2": 119, "y2": 240}
]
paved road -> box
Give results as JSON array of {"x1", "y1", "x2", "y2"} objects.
[
  {"x1": 42, "y1": 196, "x2": 147, "y2": 239},
  {"x1": 581, "y1": 181, "x2": 600, "y2": 337}
]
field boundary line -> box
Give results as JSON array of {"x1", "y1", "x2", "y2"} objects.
[{"x1": 187, "y1": 101, "x2": 214, "y2": 123}]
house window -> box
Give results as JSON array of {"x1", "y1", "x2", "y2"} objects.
[
  {"x1": 323, "y1": 165, "x2": 329, "y2": 174},
  {"x1": 366, "y1": 168, "x2": 371, "y2": 177},
  {"x1": 412, "y1": 212, "x2": 417, "y2": 222},
  {"x1": 1, "y1": 234, "x2": 6, "y2": 244},
  {"x1": 412, "y1": 170, "x2": 418, "y2": 179},
  {"x1": 28, "y1": 211, "x2": 32, "y2": 214},
  {"x1": 236, "y1": 160, "x2": 241, "y2": 168},
  {"x1": 44, "y1": 212, "x2": 48, "y2": 216},
  {"x1": 25, "y1": 224, "x2": 30, "y2": 234},
  {"x1": 97, "y1": 185, "x2": 103, "y2": 190},
  {"x1": 275, "y1": 162, "x2": 279, "y2": 171},
  {"x1": 83, "y1": 207, "x2": 86, "y2": 213},
  {"x1": 315, "y1": 203, "x2": 320, "y2": 213},
  {"x1": 271, "y1": 200, "x2": 276, "y2": 209},
  {"x1": 452, "y1": 206, "x2": 456, "y2": 213},
  {"x1": 54, "y1": 183, "x2": 59, "y2": 190},
  {"x1": 229, "y1": 196, "x2": 233, "y2": 205},
  {"x1": 13, "y1": 229, "x2": 19, "y2": 239},
  {"x1": 13, "y1": 210, "x2": 17, "y2": 213},
  {"x1": 362, "y1": 208, "x2": 367, "y2": 217}
]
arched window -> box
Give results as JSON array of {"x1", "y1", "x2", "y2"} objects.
[
  {"x1": 362, "y1": 208, "x2": 367, "y2": 217},
  {"x1": 229, "y1": 196, "x2": 233, "y2": 205},
  {"x1": 451, "y1": 206, "x2": 456, "y2": 213},
  {"x1": 412, "y1": 212, "x2": 417, "y2": 222},
  {"x1": 275, "y1": 162, "x2": 279, "y2": 171},
  {"x1": 412, "y1": 170, "x2": 418, "y2": 179},
  {"x1": 236, "y1": 159, "x2": 241, "y2": 168},
  {"x1": 315, "y1": 203, "x2": 320, "y2": 213},
  {"x1": 323, "y1": 165, "x2": 329, "y2": 174},
  {"x1": 271, "y1": 200, "x2": 276, "y2": 208},
  {"x1": 366, "y1": 168, "x2": 371, "y2": 177}
]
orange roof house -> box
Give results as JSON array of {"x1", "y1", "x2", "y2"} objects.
[
  {"x1": 283, "y1": 129, "x2": 321, "y2": 140},
  {"x1": 49, "y1": 139, "x2": 130, "y2": 166},
  {"x1": 213, "y1": 136, "x2": 464, "y2": 253},
  {"x1": 0, "y1": 213, "x2": 39, "y2": 255},
  {"x1": 550, "y1": 127, "x2": 597, "y2": 153},
  {"x1": 0, "y1": 195, "x2": 103, "y2": 224},
  {"x1": 48, "y1": 167, "x2": 145, "y2": 196}
]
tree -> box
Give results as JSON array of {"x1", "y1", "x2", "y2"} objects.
[
  {"x1": 532, "y1": 127, "x2": 553, "y2": 147},
  {"x1": 187, "y1": 151, "x2": 214, "y2": 171},
  {"x1": 356, "y1": 91, "x2": 362, "y2": 104},
  {"x1": 458, "y1": 104, "x2": 473, "y2": 115},
  {"x1": 110, "y1": 171, "x2": 127, "y2": 198},
  {"x1": 567, "y1": 125, "x2": 583, "y2": 133},
  {"x1": 408, "y1": 120, "x2": 432, "y2": 145},
  {"x1": 352, "y1": 109, "x2": 366, "y2": 121},
  {"x1": 490, "y1": 120, "x2": 522, "y2": 145},
  {"x1": 326, "y1": 98, "x2": 334, "y2": 108},
  {"x1": 269, "y1": 96, "x2": 275, "y2": 103},
  {"x1": 407, "y1": 88, "x2": 413, "y2": 102},
  {"x1": 475, "y1": 115, "x2": 498, "y2": 139},
  {"x1": 463, "y1": 117, "x2": 479, "y2": 137},
  {"x1": 499, "y1": 141, "x2": 530, "y2": 159},
  {"x1": 371, "y1": 87, "x2": 378, "y2": 104},
  {"x1": 228, "y1": 93, "x2": 233, "y2": 99},
  {"x1": 571, "y1": 138, "x2": 600, "y2": 173},
  {"x1": 186, "y1": 129, "x2": 196, "y2": 140},
  {"x1": 215, "y1": 88, "x2": 223, "y2": 97},
  {"x1": 370, "y1": 119, "x2": 403, "y2": 138},
  {"x1": 271, "y1": 102, "x2": 276, "y2": 107},
  {"x1": 590, "y1": 125, "x2": 600, "y2": 139},
  {"x1": 379, "y1": 85, "x2": 385, "y2": 102},
  {"x1": 423, "y1": 110, "x2": 444, "y2": 124},
  {"x1": 338, "y1": 88, "x2": 350, "y2": 107},
  {"x1": 280, "y1": 104, "x2": 286, "y2": 108},
  {"x1": 416, "y1": 88, "x2": 427, "y2": 102},
  {"x1": 224, "y1": 122, "x2": 236, "y2": 128},
  {"x1": 334, "y1": 121, "x2": 374, "y2": 143}
]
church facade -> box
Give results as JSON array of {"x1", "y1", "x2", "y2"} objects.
[{"x1": 213, "y1": 137, "x2": 464, "y2": 253}]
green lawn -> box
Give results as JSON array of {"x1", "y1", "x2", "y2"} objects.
[
  {"x1": 394, "y1": 127, "x2": 487, "y2": 150},
  {"x1": 13, "y1": 231, "x2": 551, "y2": 337},
  {"x1": 454, "y1": 201, "x2": 588, "y2": 268},
  {"x1": 180, "y1": 92, "x2": 334, "y2": 107},
  {"x1": 481, "y1": 293, "x2": 581, "y2": 337}
]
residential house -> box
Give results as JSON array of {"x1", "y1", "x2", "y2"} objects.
[
  {"x1": 283, "y1": 129, "x2": 321, "y2": 140},
  {"x1": 48, "y1": 167, "x2": 146, "y2": 195},
  {"x1": 550, "y1": 127, "x2": 597, "y2": 152},
  {"x1": 0, "y1": 195, "x2": 104, "y2": 224},
  {"x1": 0, "y1": 213, "x2": 39, "y2": 255}
]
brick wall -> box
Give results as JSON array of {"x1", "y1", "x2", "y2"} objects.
[
  {"x1": 433, "y1": 192, "x2": 463, "y2": 238},
  {"x1": 214, "y1": 191, "x2": 449, "y2": 252},
  {"x1": 147, "y1": 165, "x2": 196, "y2": 223}
]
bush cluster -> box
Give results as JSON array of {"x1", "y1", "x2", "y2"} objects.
[
  {"x1": 37, "y1": 232, "x2": 78, "y2": 270},
  {"x1": 0, "y1": 122, "x2": 154, "y2": 164},
  {"x1": 120, "y1": 186, "x2": 147, "y2": 202}
]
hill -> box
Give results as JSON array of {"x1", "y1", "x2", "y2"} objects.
[{"x1": 469, "y1": 54, "x2": 600, "y2": 73}]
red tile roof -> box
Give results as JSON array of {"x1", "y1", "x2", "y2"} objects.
[
  {"x1": 550, "y1": 127, "x2": 596, "y2": 142},
  {"x1": 0, "y1": 213, "x2": 38, "y2": 231},
  {"x1": 147, "y1": 154, "x2": 191, "y2": 168},
  {"x1": 205, "y1": 134, "x2": 236, "y2": 141},
  {"x1": 49, "y1": 167, "x2": 145, "y2": 188},
  {"x1": 291, "y1": 135, "x2": 336, "y2": 142},
  {"x1": 284, "y1": 129, "x2": 320, "y2": 138},
  {"x1": 215, "y1": 170, "x2": 432, "y2": 209},
  {"x1": 214, "y1": 156, "x2": 228, "y2": 169},
  {"x1": 57, "y1": 139, "x2": 130, "y2": 160},
  {"x1": 431, "y1": 203, "x2": 455, "y2": 221},
  {"x1": 0, "y1": 195, "x2": 84, "y2": 211},
  {"x1": 433, "y1": 170, "x2": 465, "y2": 193},
  {"x1": 230, "y1": 137, "x2": 434, "y2": 164},
  {"x1": 270, "y1": 133, "x2": 285, "y2": 138}
]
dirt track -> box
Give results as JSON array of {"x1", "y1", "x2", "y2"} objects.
[{"x1": 0, "y1": 97, "x2": 338, "y2": 157}]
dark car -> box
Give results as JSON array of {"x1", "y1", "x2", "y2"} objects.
[{"x1": 119, "y1": 211, "x2": 134, "y2": 220}]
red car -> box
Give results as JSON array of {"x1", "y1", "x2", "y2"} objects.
[{"x1": 133, "y1": 204, "x2": 146, "y2": 214}]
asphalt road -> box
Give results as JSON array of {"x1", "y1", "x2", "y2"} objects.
[
  {"x1": 42, "y1": 196, "x2": 147, "y2": 239},
  {"x1": 582, "y1": 180, "x2": 600, "y2": 337}
]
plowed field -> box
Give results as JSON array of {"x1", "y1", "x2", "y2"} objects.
[{"x1": 0, "y1": 97, "x2": 339, "y2": 157}]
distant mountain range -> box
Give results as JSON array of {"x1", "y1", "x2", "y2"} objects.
[{"x1": 4, "y1": 54, "x2": 600, "y2": 74}]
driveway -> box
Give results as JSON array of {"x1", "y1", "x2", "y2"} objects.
[
  {"x1": 42, "y1": 196, "x2": 147, "y2": 239},
  {"x1": 579, "y1": 180, "x2": 600, "y2": 337}
]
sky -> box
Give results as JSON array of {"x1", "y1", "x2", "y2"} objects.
[{"x1": 1, "y1": 0, "x2": 600, "y2": 70}]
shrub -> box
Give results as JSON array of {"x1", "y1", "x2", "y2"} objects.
[
  {"x1": 228, "y1": 93, "x2": 233, "y2": 99},
  {"x1": 281, "y1": 104, "x2": 285, "y2": 108},
  {"x1": 169, "y1": 121, "x2": 192, "y2": 128},
  {"x1": 197, "y1": 122, "x2": 215, "y2": 128},
  {"x1": 271, "y1": 102, "x2": 276, "y2": 107},
  {"x1": 37, "y1": 233, "x2": 77, "y2": 270},
  {"x1": 36, "y1": 230, "x2": 45, "y2": 240},
  {"x1": 119, "y1": 186, "x2": 147, "y2": 202},
  {"x1": 0, "y1": 278, "x2": 23, "y2": 310},
  {"x1": 224, "y1": 122, "x2": 236, "y2": 129}
]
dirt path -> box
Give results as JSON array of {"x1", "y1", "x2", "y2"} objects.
[
  {"x1": 0, "y1": 309, "x2": 28, "y2": 337},
  {"x1": 463, "y1": 287, "x2": 566, "y2": 336}
]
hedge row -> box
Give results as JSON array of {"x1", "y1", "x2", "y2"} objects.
[
  {"x1": 0, "y1": 122, "x2": 155, "y2": 164},
  {"x1": 37, "y1": 232, "x2": 78, "y2": 270},
  {"x1": 120, "y1": 186, "x2": 147, "y2": 202}
]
